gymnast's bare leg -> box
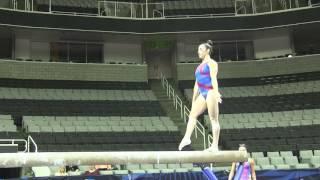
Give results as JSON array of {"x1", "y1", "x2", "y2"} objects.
[
  {"x1": 205, "y1": 90, "x2": 221, "y2": 151},
  {"x1": 178, "y1": 94, "x2": 207, "y2": 150}
]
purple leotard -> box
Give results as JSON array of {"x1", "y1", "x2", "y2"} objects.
[{"x1": 235, "y1": 161, "x2": 251, "y2": 180}]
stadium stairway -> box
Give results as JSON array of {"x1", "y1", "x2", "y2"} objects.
[{"x1": 149, "y1": 79, "x2": 204, "y2": 150}]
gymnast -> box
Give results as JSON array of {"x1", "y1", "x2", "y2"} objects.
[
  {"x1": 228, "y1": 144, "x2": 256, "y2": 180},
  {"x1": 179, "y1": 40, "x2": 222, "y2": 152}
]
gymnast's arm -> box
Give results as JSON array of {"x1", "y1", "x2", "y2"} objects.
[
  {"x1": 208, "y1": 61, "x2": 222, "y2": 102},
  {"x1": 228, "y1": 162, "x2": 236, "y2": 180},
  {"x1": 249, "y1": 158, "x2": 257, "y2": 180}
]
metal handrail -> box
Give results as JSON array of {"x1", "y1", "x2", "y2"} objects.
[
  {"x1": 160, "y1": 72, "x2": 206, "y2": 149},
  {"x1": 5, "y1": 0, "x2": 314, "y2": 19},
  {"x1": 196, "y1": 121, "x2": 206, "y2": 148},
  {"x1": 183, "y1": 105, "x2": 190, "y2": 124},
  {"x1": 175, "y1": 96, "x2": 183, "y2": 118},
  {"x1": 207, "y1": 134, "x2": 213, "y2": 148},
  {"x1": 98, "y1": 0, "x2": 164, "y2": 18},
  {"x1": 51, "y1": 10, "x2": 98, "y2": 16},
  {"x1": 27, "y1": 135, "x2": 38, "y2": 152},
  {"x1": 0, "y1": 139, "x2": 28, "y2": 152}
]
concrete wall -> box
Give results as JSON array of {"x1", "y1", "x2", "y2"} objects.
[
  {"x1": 177, "y1": 54, "x2": 320, "y2": 80},
  {"x1": 253, "y1": 34, "x2": 293, "y2": 59},
  {"x1": 0, "y1": 60, "x2": 148, "y2": 82},
  {"x1": 104, "y1": 41, "x2": 142, "y2": 64},
  {"x1": 15, "y1": 38, "x2": 31, "y2": 60},
  {"x1": 31, "y1": 41, "x2": 50, "y2": 61}
]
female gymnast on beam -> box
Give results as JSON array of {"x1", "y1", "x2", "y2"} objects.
[{"x1": 179, "y1": 40, "x2": 222, "y2": 152}]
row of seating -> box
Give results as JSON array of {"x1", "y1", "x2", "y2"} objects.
[
  {"x1": 32, "y1": 163, "x2": 202, "y2": 177},
  {"x1": 0, "y1": 100, "x2": 165, "y2": 116},
  {"x1": 218, "y1": 109, "x2": 320, "y2": 120},
  {"x1": 220, "y1": 125, "x2": 320, "y2": 152},
  {"x1": 125, "y1": 163, "x2": 199, "y2": 174},
  {"x1": 26, "y1": 125, "x2": 179, "y2": 133},
  {"x1": 221, "y1": 125, "x2": 320, "y2": 139},
  {"x1": 179, "y1": 71, "x2": 320, "y2": 89},
  {"x1": 105, "y1": 164, "x2": 229, "y2": 175},
  {"x1": 37, "y1": 143, "x2": 180, "y2": 152},
  {"x1": 30, "y1": 132, "x2": 180, "y2": 144},
  {"x1": 185, "y1": 80, "x2": 320, "y2": 99},
  {"x1": 218, "y1": 92, "x2": 320, "y2": 114},
  {"x1": 254, "y1": 156, "x2": 317, "y2": 170},
  {"x1": 204, "y1": 109, "x2": 320, "y2": 129},
  {"x1": 0, "y1": 78, "x2": 150, "y2": 90},
  {"x1": 23, "y1": 115, "x2": 173, "y2": 122},
  {"x1": 23, "y1": 115, "x2": 179, "y2": 133},
  {"x1": 23, "y1": 116, "x2": 174, "y2": 124},
  {"x1": 219, "y1": 119, "x2": 320, "y2": 129},
  {"x1": 247, "y1": 150, "x2": 320, "y2": 170},
  {"x1": 225, "y1": 140, "x2": 320, "y2": 152},
  {"x1": 0, "y1": 115, "x2": 16, "y2": 132},
  {"x1": 0, "y1": 88, "x2": 156, "y2": 101}
]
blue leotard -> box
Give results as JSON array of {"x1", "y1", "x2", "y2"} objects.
[{"x1": 195, "y1": 62, "x2": 213, "y2": 99}]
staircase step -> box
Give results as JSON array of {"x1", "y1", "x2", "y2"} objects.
[{"x1": 150, "y1": 79, "x2": 206, "y2": 151}]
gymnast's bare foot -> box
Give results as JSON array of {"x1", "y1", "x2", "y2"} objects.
[{"x1": 178, "y1": 138, "x2": 191, "y2": 151}]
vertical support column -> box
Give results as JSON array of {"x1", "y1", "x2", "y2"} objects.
[
  {"x1": 146, "y1": 0, "x2": 148, "y2": 18},
  {"x1": 49, "y1": 0, "x2": 51, "y2": 12}
]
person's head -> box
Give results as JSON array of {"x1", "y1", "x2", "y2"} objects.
[
  {"x1": 198, "y1": 40, "x2": 214, "y2": 60},
  {"x1": 238, "y1": 144, "x2": 247, "y2": 151},
  {"x1": 89, "y1": 166, "x2": 96, "y2": 172},
  {"x1": 58, "y1": 167, "x2": 66, "y2": 173}
]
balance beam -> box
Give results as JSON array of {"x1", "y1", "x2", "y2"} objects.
[{"x1": 0, "y1": 150, "x2": 248, "y2": 168}]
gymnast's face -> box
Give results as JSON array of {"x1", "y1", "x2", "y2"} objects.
[
  {"x1": 239, "y1": 146, "x2": 247, "y2": 151},
  {"x1": 198, "y1": 44, "x2": 210, "y2": 60}
]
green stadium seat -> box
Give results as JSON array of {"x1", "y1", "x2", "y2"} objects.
[
  {"x1": 294, "y1": 164, "x2": 311, "y2": 169},
  {"x1": 314, "y1": 150, "x2": 320, "y2": 156},
  {"x1": 267, "y1": 152, "x2": 280, "y2": 157},
  {"x1": 127, "y1": 164, "x2": 145, "y2": 174},
  {"x1": 256, "y1": 157, "x2": 270, "y2": 166},
  {"x1": 284, "y1": 156, "x2": 299, "y2": 167},
  {"x1": 251, "y1": 152, "x2": 264, "y2": 159},
  {"x1": 270, "y1": 157, "x2": 285, "y2": 166},
  {"x1": 310, "y1": 156, "x2": 320, "y2": 168},
  {"x1": 300, "y1": 150, "x2": 314, "y2": 163},
  {"x1": 260, "y1": 164, "x2": 276, "y2": 170},
  {"x1": 40, "y1": 126, "x2": 53, "y2": 133},
  {"x1": 280, "y1": 151, "x2": 293, "y2": 157}
]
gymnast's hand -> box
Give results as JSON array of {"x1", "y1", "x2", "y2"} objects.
[{"x1": 213, "y1": 90, "x2": 222, "y2": 104}]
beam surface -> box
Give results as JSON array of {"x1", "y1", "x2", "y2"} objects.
[{"x1": 0, "y1": 150, "x2": 248, "y2": 168}]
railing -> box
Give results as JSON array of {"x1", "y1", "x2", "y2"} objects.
[
  {"x1": 1, "y1": 0, "x2": 316, "y2": 19},
  {"x1": 160, "y1": 73, "x2": 206, "y2": 149},
  {"x1": 0, "y1": 135, "x2": 38, "y2": 153},
  {"x1": 98, "y1": 1, "x2": 164, "y2": 19},
  {"x1": 207, "y1": 134, "x2": 213, "y2": 148},
  {"x1": 0, "y1": 139, "x2": 28, "y2": 152},
  {"x1": 27, "y1": 135, "x2": 38, "y2": 152},
  {"x1": 235, "y1": 0, "x2": 313, "y2": 15},
  {"x1": 7, "y1": 0, "x2": 164, "y2": 19}
]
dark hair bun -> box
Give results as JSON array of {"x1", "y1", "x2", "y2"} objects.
[{"x1": 206, "y1": 40, "x2": 214, "y2": 46}]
